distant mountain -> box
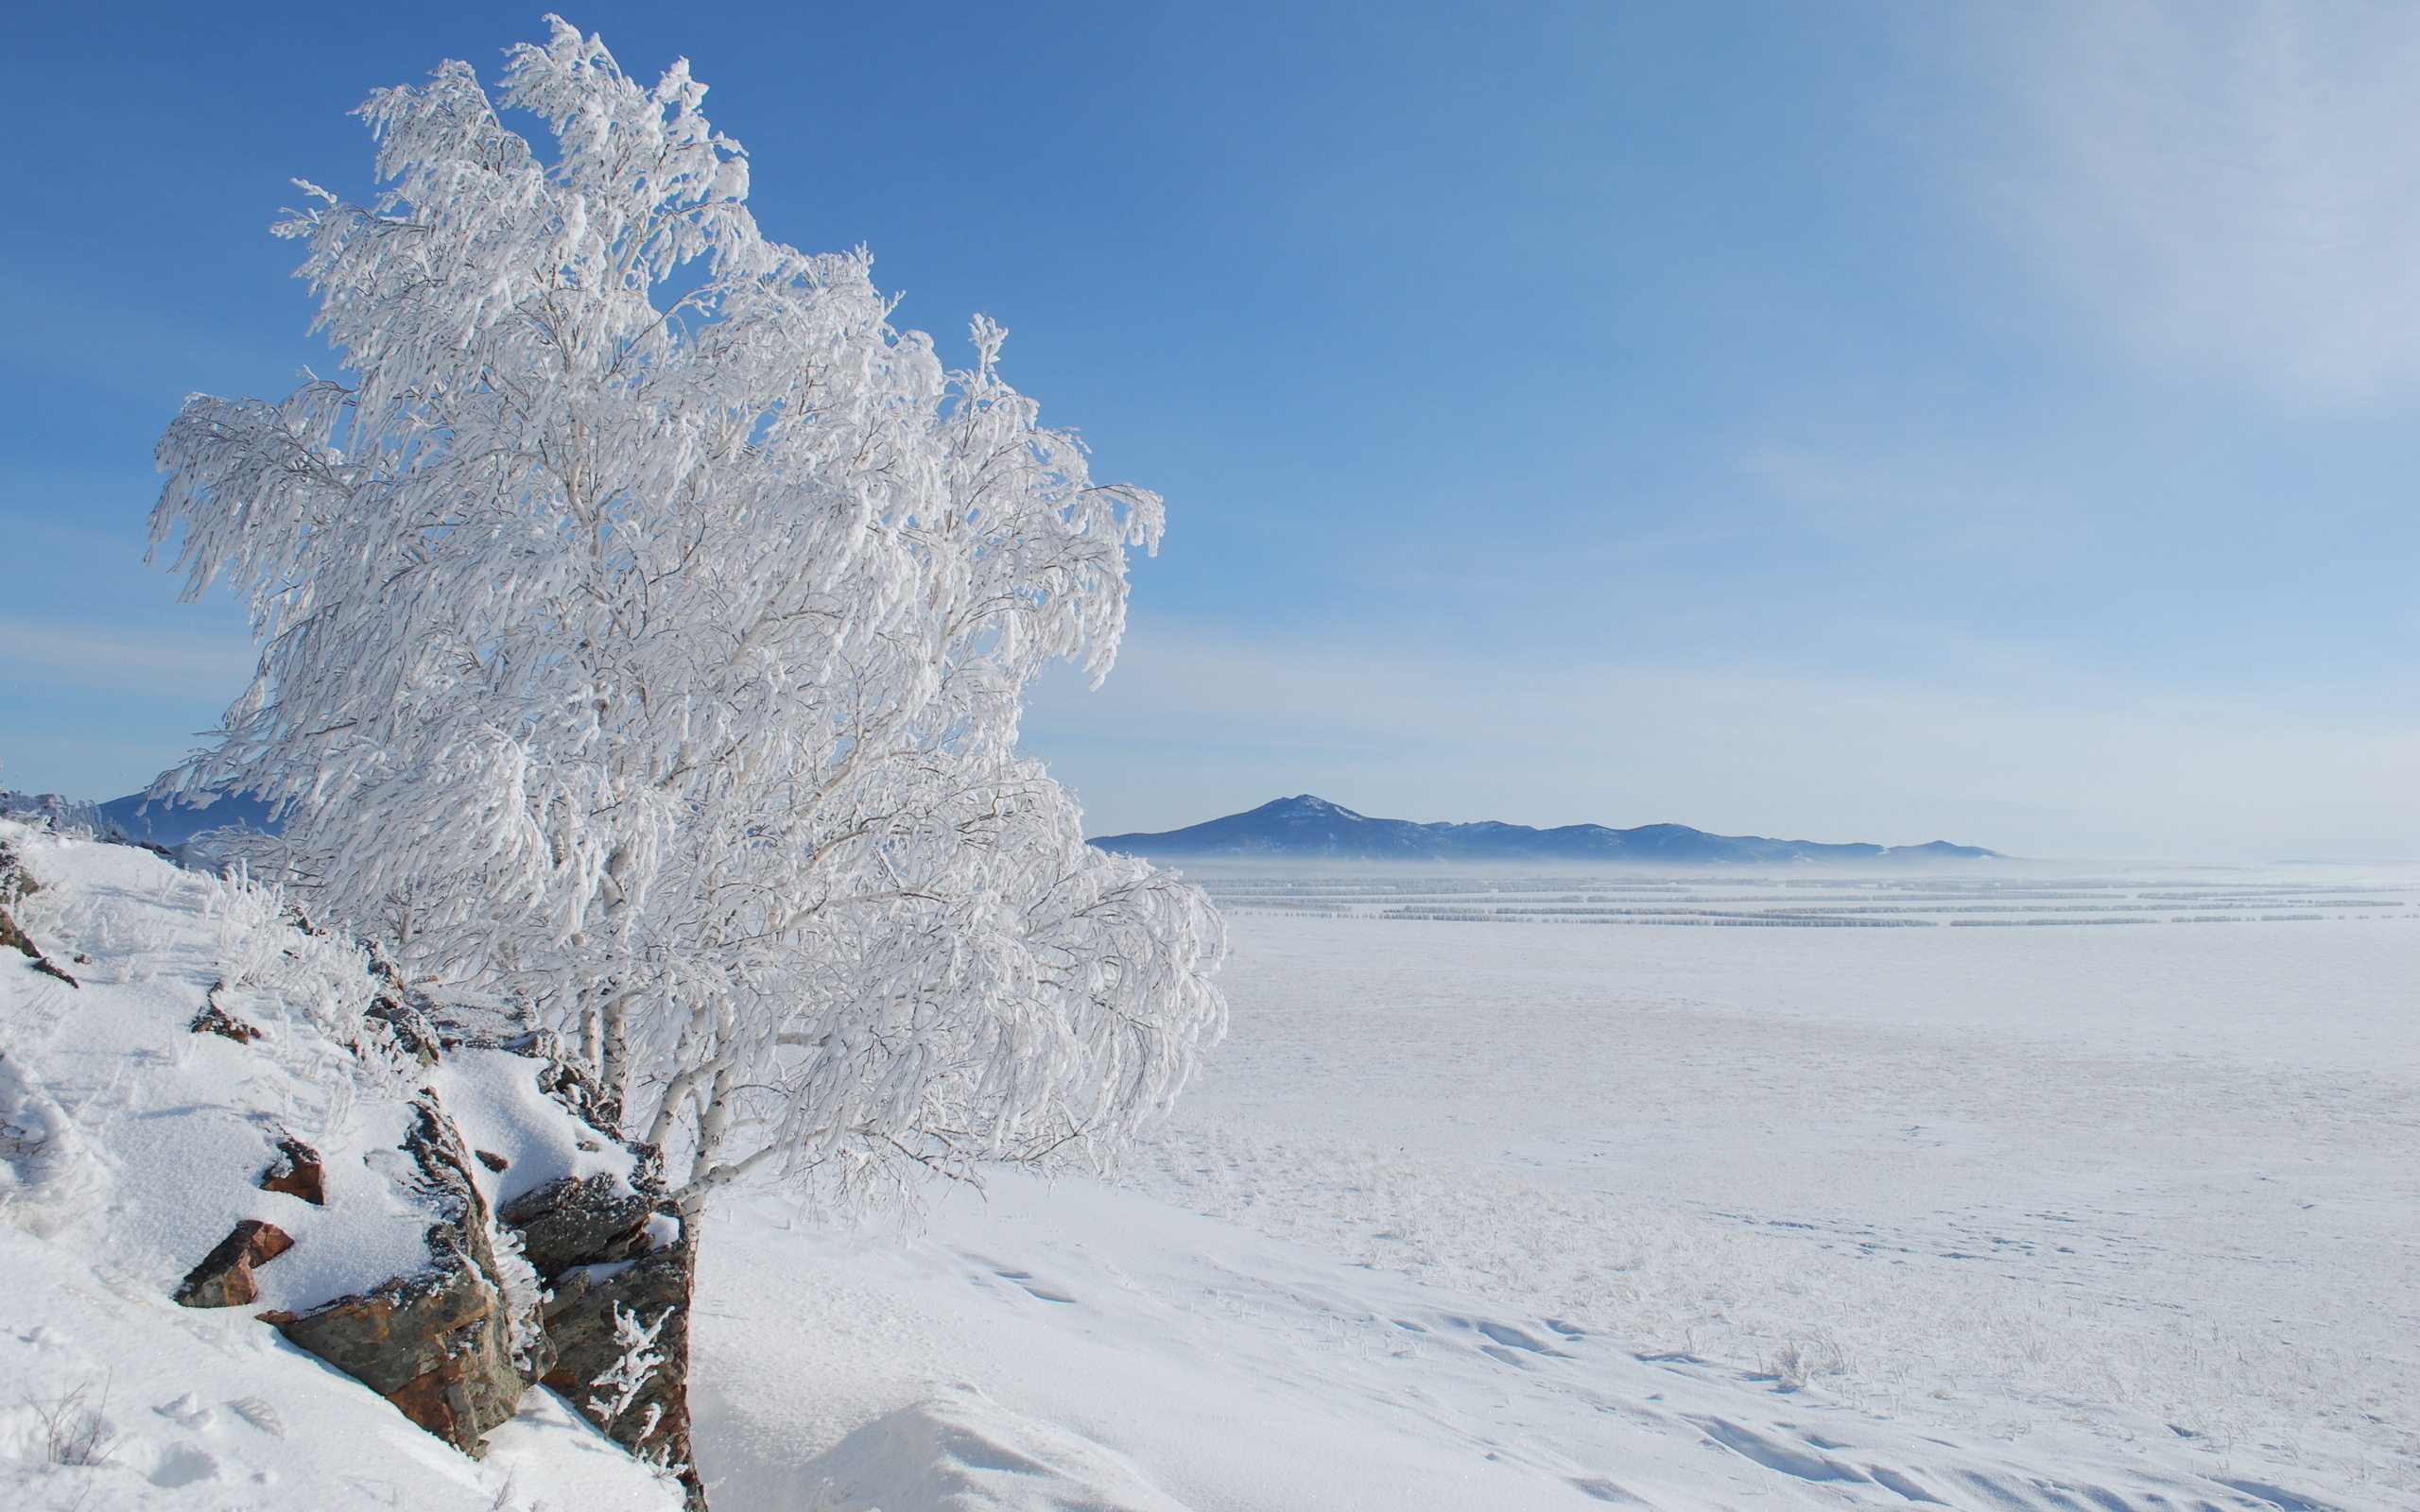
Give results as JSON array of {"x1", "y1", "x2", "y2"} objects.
[
  {"x1": 1087, "y1": 795, "x2": 2000, "y2": 866},
  {"x1": 96, "y1": 790, "x2": 281, "y2": 849}
]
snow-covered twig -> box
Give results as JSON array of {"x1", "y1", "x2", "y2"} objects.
[
  {"x1": 585, "y1": 1302, "x2": 669, "y2": 1429},
  {"x1": 30, "y1": 1377, "x2": 117, "y2": 1467}
]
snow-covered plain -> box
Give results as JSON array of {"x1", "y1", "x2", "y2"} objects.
[
  {"x1": 9, "y1": 825, "x2": 2412, "y2": 1510},
  {"x1": 693, "y1": 866, "x2": 2418, "y2": 1512}
]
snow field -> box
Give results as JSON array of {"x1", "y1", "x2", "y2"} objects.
[
  {"x1": 691, "y1": 1166, "x2": 2375, "y2": 1512},
  {"x1": 683, "y1": 867, "x2": 2411, "y2": 1511},
  {"x1": 1132, "y1": 900, "x2": 2420, "y2": 1499}
]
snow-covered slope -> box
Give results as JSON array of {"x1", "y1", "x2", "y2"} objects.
[{"x1": 0, "y1": 820, "x2": 679, "y2": 1511}]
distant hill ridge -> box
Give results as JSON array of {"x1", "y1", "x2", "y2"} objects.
[{"x1": 1087, "y1": 795, "x2": 2000, "y2": 866}]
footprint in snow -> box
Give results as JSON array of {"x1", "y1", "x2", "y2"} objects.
[
  {"x1": 991, "y1": 1268, "x2": 1078, "y2": 1305},
  {"x1": 1465, "y1": 1319, "x2": 1572, "y2": 1357}
]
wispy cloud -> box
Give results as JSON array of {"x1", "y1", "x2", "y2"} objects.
[
  {"x1": 1967, "y1": 0, "x2": 2420, "y2": 399},
  {"x1": 0, "y1": 621, "x2": 254, "y2": 696},
  {"x1": 1738, "y1": 447, "x2": 2050, "y2": 553}
]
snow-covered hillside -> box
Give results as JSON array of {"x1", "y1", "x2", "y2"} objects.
[{"x1": 0, "y1": 820, "x2": 680, "y2": 1510}]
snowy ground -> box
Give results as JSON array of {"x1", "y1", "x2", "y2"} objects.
[
  {"x1": 690, "y1": 865, "x2": 2419, "y2": 1511},
  {"x1": 9, "y1": 824, "x2": 2411, "y2": 1509}
]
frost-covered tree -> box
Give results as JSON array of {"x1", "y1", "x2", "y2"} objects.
[{"x1": 148, "y1": 18, "x2": 1224, "y2": 1214}]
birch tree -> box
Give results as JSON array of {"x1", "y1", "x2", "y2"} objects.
[{"x1": 147, "y1": 17, "x2": 1225, "y2": 1213}]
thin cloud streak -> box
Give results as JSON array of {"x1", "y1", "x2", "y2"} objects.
[{"x1": 0, "y1": 622, "x2": 254, "y2": 696}]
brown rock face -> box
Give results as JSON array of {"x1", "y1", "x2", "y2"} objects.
[
  {"x1": 278, "y1": 1251, "x2": 527, "y2": 1452},
  {"x1": 272, "y1": 1093, "x2": 552, "y2": 1454},
  {"x1": 500, "y1": 1171, "x2": 700, "y2": 1506},
  {"x1": 539, "y1": 1236, "x2": 700, "y2": 1506},
  {"x1": 499, "y1": 1174, "x2": 656, "y2": 1278},
  {"x1": 258, "y1": 1136, "x2": 326, "y2": 1205},
  {"x1": 174, "y1": 1219, "x2": 293, "y2": 1308}
]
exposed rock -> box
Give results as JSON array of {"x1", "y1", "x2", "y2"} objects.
[
  {"x1": 192, "y1": 983, "x2": 260, "y2": 1042},
  {"x1": 539, "y1": 1235, "x2": 700, "y2": 1504},
  {"x1": 258, "y1": 1135, "x2": 325, "y2": 1205},
  {"x1": 273, "y1": 1092, "x2": 552, "y2": 1453},
  {"x1": 365, "y1": 989, "x2": 442, "y2": 1066},
  {"x1": 499, "y1": 1174, "x2": 656, "y2": 1279},
  {"x1": 424, "y1": 998, "x2": 528, "y2": 1051},
  {"x1": 395, "y1": 1092, "x2": 510, "y2": 1283},
  {"x1": 520, "y1": 1027, "x2": 623, "y2": 1136},
  {"x1": 1, "y1": 904, "x2": 78, "y2": 989},
  {"x1": 361, "y1": 957, "x2": 533, "y2": 1061},
  {"x1": 278, "y1": 1248, "x2": 528, "y2": 1453},
  {"x1": 149, "y1": 925, "x2": 697, "y2": 1490},
  {"x1": 191, "y1": 1002, "x2": 259, "y2": 1040},
  {"x1": 494, "y1": 1134, "x2": 698, "y2": 1503},
  {"x1": 174, "y1": 1218, "x2": 293, "y2": 1308}
]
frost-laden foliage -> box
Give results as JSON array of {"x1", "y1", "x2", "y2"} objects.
[{"x1": 148, "y1": 19, "x2": 1224, "y2": 1211}]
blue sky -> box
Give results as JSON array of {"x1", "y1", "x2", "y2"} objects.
[{"x1": 5, "y1": 2, "x2": 2418, "y2": 858}]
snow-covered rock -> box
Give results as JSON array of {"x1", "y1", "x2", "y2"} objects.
[{"x1": 0, "y1": 817, "x2": 683, "y2": 1510}]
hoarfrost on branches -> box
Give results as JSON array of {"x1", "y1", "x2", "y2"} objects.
[
  {"x1": 147, "y1": 17, "x2": 1225, "y2": 1213},
  {"x1": 586, "y1": 1301, "x2": 668, "y2": 1430}
]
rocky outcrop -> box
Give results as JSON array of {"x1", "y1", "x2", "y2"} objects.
[
  {"x1": 133, "y1": 911, "x2": 699, "y2": 1491},
  {"x1": 258, "y1": 1135, "x2": 326, "y2": 1205},
  {"x1": 173, "y1": 1218, "x2": 294, "y2": 1307},
  {"x1": 0, "y1": 842, "x2": 78, "y2": 988},
  {"x1": 191, "y1": 984, "x2": 261, "y2": 1042},
  {"x1": 273, "y1": 1092, "x2": 551, "y2": 1454},
  {"x1": 501, "y1": 1171, "x2": 701, "y2": 1506},
  {"x1": 375, "y1": 979, "x2": 700, "y2": 1491},
  {"x1": 275, "y1": 1249, "x2": 532, "y2": 1452},
  {"x1": 540, "y1": 1236, "x2": 697, "y2": 1494},
  {"x1": 501, "y1": 1174, "x2": 657, "y2": 1277},
  {"x1": 9, "y1": 811, "x2": 697, "y2": 1496},
  {"x1": 364, "y1": 984, "x2": 443, "y2": 1067},
  {"x1": 249, "y1": 1062, "x2": 700, "y2": 1495}
]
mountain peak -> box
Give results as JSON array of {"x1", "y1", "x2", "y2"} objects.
[
  {"x1": 1090, "y1": 799, "x2": 2000, "y2": 866},
  {"x1": 1253, "y1": 794, "x2": 1367, "y2": 821}
]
